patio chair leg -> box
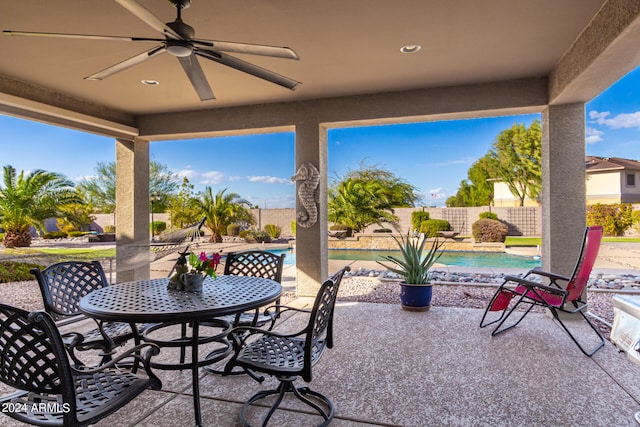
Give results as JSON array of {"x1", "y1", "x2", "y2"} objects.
[
  {"x1": 550, "y1": 309, "x2": 605, "y2": 356},
  {"x1": 240, "y1": 378, "x2": 334, "y2": 427},
  {"x1": 490, "y1": 296, "x2": 534, "y2": 337},
  {"x1": 479, "y1": 287, "x2": 516, "y2": 329},
  {"x1": 205, "y1": 363, "x2": 265, "y2": 383}
]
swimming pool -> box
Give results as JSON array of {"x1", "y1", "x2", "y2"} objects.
[{"x1": 268, "y1": 248, "x2": 541, "y2": 269}]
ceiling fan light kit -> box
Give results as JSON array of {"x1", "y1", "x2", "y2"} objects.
[{"x1": 3, "y1": 0, "x2": 301, "y2": 101}]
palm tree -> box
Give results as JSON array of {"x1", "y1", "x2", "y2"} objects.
[
  {"x1": 0, "y1": 165, "x2": 79, "y2": 247},
  {"x1": 328, "y1": 179, "x2": 400, "y2": 232},
  {"x1": 191, "y1": 187, "x2": 254, "y2": 243}
]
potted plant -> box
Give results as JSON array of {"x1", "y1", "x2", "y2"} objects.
[
  {"x1": 168, "y1": 251, "x2": 221, "y2": 292},
  {"x1": 377, "y1": 232, "x2": 444, "y2": 311}
]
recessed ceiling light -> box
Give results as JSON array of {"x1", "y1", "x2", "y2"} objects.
[
  {"x1": 400, "y1": 44, "x2": 421, "y2": 53},
  {"x1": 141, "y1": 79, "x2": 159, "y2": 86}
]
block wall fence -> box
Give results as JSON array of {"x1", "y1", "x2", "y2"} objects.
[{"x1": 87, "y1": 206, "x2": 543, "y2": 237}]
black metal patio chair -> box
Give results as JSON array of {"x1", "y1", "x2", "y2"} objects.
[
  {"x1": 222, "y1": 250, "x2": 286, "y2": 328},
  {"x1": 31, "y1": 260, "x2": 146, "y2": 366},
  {"x1": 204, "y1": 250, "x2": 286, "y2": 377},
  {"x1": 0, "y1": 302, "x2": 161, "y2": 427},
  {"x1": 224, "y1": 266, "x2": 350, "y2": 427}
]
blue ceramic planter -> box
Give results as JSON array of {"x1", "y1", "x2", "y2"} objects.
[{"x1": 399, "y1": 283, "x2": 432, "y2": 311}]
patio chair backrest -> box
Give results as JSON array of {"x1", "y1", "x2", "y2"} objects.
[
  {"x1": 302, "y1": 266, "x2": 350, "y2": 382},
  {"x1": 31, "y1": 261, "x2": 109, "y2": 319},
  {"x1": 565, "y1": 226, "x2": 603, "y2": 302},
  {"x1": 0, "y1": 304, "x2": 72, "y2": 398},
  {"x1": 223, "y1": 250, "x2": 286, "y2": 283}
]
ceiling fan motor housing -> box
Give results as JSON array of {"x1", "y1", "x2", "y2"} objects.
[{"x1": 169, "y1": 0, "x2": 191, "y2": 10}]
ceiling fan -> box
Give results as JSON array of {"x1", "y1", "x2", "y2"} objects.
[{"x1": 3, "y1": 0, "x2": 301, "y2": 101}]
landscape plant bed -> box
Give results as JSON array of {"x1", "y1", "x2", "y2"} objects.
[{"x1": 0, "y1": 260, "x2": 45, "y2": 282}]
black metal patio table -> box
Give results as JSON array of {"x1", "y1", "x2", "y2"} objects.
[{"x1": 78, "y1": 275, "x2": 282, "y2": 427}]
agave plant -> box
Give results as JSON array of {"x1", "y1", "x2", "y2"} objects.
[{"x1": 377, "y1": 232, "x2": 444, "y2": 285}]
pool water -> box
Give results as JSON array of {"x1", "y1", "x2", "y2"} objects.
[{"x1": 268, "y1": 248, "x2": 541, "y2": 269}]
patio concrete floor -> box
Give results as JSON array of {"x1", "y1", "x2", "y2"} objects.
[
  {"x1": 3, "y1": 295, "x2": 640, "y2": 426},
  {"x1": 4, "y1": 240, "x2": 640, "y2": 426}
]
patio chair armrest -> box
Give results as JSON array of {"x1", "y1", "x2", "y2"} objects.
[
  {"x1": 272, "y1": 305, "x2": 312, "y2": 315},
  {"x1": 507, "y1": 276, "x2": 568, "y2": 296},
  {"x1": 229, "y1": 325, "x2": 304, "y2": 340},
  {"x1": 261, "y1": 304, "x2": 311, "y2": 331},
  {"x1": 526, "y1": 268, "x2": 571, "y2": 283},
  {"x1": 71, "y1": 343, "x2": 161, "y2": 377},
  {"x1": 61, "y1": 331, "x2": 85, "y2": 348}
]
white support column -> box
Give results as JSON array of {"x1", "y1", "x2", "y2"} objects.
[
  {"x1": 293, "y1": 122, "x2": 328, "y2": 296},
  {"x1": 115, "y1": 137, "x2": 150, "y2": 282},
  {"x1": 541, "y1": 104, "x2": 586, "y2": 276}
]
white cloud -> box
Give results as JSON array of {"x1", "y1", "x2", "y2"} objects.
[
  {"x1": 176, "y1": 168, "x2": 198, "y2": 180},
  {"x1": 247, "y1": 175, "x2": 292, "y2": 184},
  {"x1": 200, "y1": 171, "x2": 224, "y2": 184},
  {"x1": 74, "y1": 174, "x2": 96, "y2": 182},
  {"x1": 428, "y1": 157, "x2": 476, "y2": 167},
  {"x1": 585, "y1": 127, "x2": 604, "y2": 144},
  {"x1": 589, "y1": 110, "x2": 640, "y2": 129},
  {"x1": 228, "y1": 175, "x2": 243, "y2": 181}
]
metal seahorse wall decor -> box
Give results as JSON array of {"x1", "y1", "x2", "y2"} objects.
[{"x1": 291, "y1": 162, "x2": 320, "y2": 228}]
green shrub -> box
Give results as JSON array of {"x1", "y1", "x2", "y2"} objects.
[
  {"x1": 586, "y1": 203, "x2": 633, "y2": 236},
  {"x1": 241, "y1": 230, "x2": 272, "y2": 243},
  {"x1": 479, "y1": 211, "x2": 498, "y2": 220},
  {"x1": 150, "y1": 221, "x2": 166, "y2": 235},
  {"x1": 419, "y1": 219, "x2": 451, "y2": 237},
  {"x1": 411, "y1": 211, "x2": 430, "y2": 231},
  {"x1": 0, "y1": 261, "x2": 46, "y2": 283},
  {"x1": 227, "y1": 223, "x2": 241, "y2": 236},
  {"x1": 264, "y1": 224, "x2": 282, "y2": 239},
  {"x1": 291, "y1": 221, "x2": 296, "y2": 237},
  {"x1": 373, "y1": 228, "x2": 393, "y2": 233},
  {"x1": 68, "y1": 231, "x2": 85, "y2": 238},
  {"x1": 330, "y1": 224, "x2": 353, "y2": 237},
  {"x1": 632, "y1": 210, "x2": 640, "y2": 234},
  {"x1": 43, "y1": 231, "x2": 68, "y2": 239},
  {"x1": 103, "y1": 225, "x2": 115, "y2": 233},
  {"x1": 472, "y1": 219, "x2": 509, "y2": 242}
]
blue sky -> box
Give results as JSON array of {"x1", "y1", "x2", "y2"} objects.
[{"x1": 1, "y1": 66, "x2": 639, "y2": 208}]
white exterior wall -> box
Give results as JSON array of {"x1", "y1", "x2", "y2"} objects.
[{"x1": 586, "y1": 171, "x2": 622, "y2": 204}]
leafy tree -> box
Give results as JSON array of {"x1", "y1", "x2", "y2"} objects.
[
  {"x1": 168, "y1": 177, "x2": 202, "y2": 229},
  {"x1": 78, "y1": 161, "x2": 115, "y2": 213},
  {"x1": 489, "y1": 120, "x2": 542, "y2": 206},
  {"x1": 447, "y1": 154, "x2": 496, "y2": 207},
  {"x1": 57, "y1": 189, "x2": 96, "y2": 232},
  {"x1": 78, "y1": 160, "x2": 179, "y2": 213},
  {"x1": 328, "y1": 163, "x2": 419, "y2": 232},
  {"x1": 0, "y1": 165, "x2": 79, "y2": 247},
  {"x1": 191, "y1": 187, "x2": 254, "y2": 243}
]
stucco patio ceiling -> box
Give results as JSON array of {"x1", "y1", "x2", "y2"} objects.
[{"x1": 1, "y1": 0, "x2": 640, "y2": 137}]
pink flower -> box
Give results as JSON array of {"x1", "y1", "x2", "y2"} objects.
[
  {"x1": 212, "y1": 252, "x2": 222, "y2": 266},
  {"x1": 198, "y1": 251, "x2": 208, "y2": 262}
]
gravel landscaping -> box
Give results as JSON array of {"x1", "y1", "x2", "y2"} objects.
[{"x1": 0, "y1": 274, "x2": 623, "y2": 340}]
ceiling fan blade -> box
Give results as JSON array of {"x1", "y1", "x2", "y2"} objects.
[
  {"x1": 85, "y1": 46, "x2": 166, "y2": 80},
  {"x1": 195, "y1": 39, "x2": 299, "y2": 60},
  {"x1": 3, "y1": 30, "x2": 163, "y2": 43},
  {"x1": 177, "y1": 54, "x2": 215, "y2": 101},
  {"x1": 196, "y1": 49, "x2": 301, "y2": 90},
  {"x1": 115, "y1": 0, "x2": 183, "y2": 40}
]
